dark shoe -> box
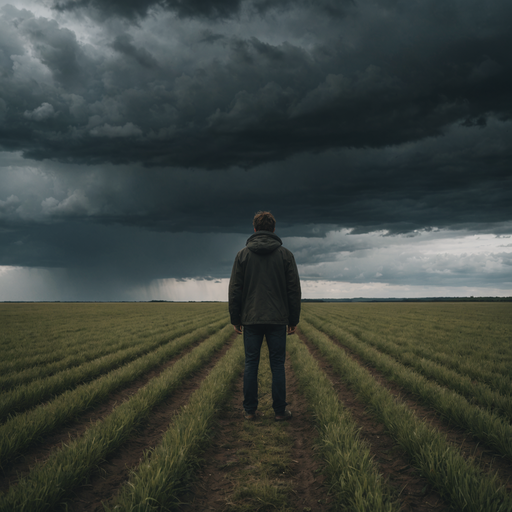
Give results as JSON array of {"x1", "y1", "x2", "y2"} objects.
[
  {"x1": 244, "y1": 410, "x2": 258, "y2": 421},
  {"x1": 275, "y1": 410, "x2": 292, "y2": 421}
]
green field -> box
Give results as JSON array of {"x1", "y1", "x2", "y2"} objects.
[{"x1": 0, "y1": 302, "x2": 511, "y2": 511}]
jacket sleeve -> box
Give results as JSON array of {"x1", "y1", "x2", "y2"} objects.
[
  {"x1": 286, "y1": 252, "x2": 301, "y2": 326},
  {"x1": 228, "y1": 252, "x2": 244, "y2": 325}
]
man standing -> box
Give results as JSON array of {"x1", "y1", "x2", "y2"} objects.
[{"x1": 229, "y1": 211, "x2": 301, "y2": 421}]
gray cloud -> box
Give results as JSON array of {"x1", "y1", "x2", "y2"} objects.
[
  {"x1": 110, "y1": 34, "x2": 159, "y2": 69},
  {"x1": 53, "y1": 0, "x2": 244, "y2": 21},
  {"x1": 24, "y1": 102, "x2": 56, "y2": 121},
  {"x1": 52, "y1": 0, "x2": 355, "y2": 21},
  {"x1": 52, "y1": 0, "x2": 161, "y2": 21}
]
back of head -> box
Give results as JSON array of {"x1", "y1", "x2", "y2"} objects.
[{"x1": 253, "y1": 211, "x2": 276, "y2": 232}]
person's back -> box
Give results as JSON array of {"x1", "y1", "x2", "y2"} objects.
[
  {"x1": 229, "y1": 230, "x2": 301, "y2": 326},
  {"x1": 229, "y1": 211, "x2": 301, "y2": 421}
]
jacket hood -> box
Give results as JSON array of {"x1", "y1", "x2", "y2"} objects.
[{"x1": 246, "y1": 231, "x2": 282, "y2": 255}]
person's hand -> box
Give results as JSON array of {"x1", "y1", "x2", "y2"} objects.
[
  {"x1": 287, "y1": 325, "x2": 296, "y2": 335},
  {"x1": 234, "y1": 325, "x2": 243, "y2": 334}
]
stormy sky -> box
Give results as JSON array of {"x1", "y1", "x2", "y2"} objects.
[{"x1": 0, "y1": 0, "x2": 511, "y2": 301}]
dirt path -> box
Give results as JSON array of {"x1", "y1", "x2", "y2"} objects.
[{"x1": 177, "y1": 349, "x2": 333, "y2": 511}]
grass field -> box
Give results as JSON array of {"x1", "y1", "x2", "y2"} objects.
[{"x1": 0, "y1": 302, "x2": 511, "y2": 511}]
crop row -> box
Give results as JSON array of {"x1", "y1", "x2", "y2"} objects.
[
  {"x1": 0, "y1": 318, "x2": 228, "y2": 466},
  {"x1": 310, "y1": 304, "x2": 512, "y2": 393},
  {"x1": 0, "y1": 310, "x2": 223, "y2": 391},
  {"x1": 304, "y1": 310, "x2": 512, "y2": 463},
  {"x1": 297, "y1": 318, "x2": 512, "y2": 512},
  {"x1": 316, "y1": 308, "x2": 512, "y2": 422},
  {"x1": 2, "y1": 303, "x2": 510, "y2": 511},
  {"x1": 0, "y1": 314, "x2": 227, "y2": 423},
  {"x1": 0, "y1": 323, "x2": 235, "y2": 511},
  {"x1": 0, "y1": 305, "x2": 222, "y2": 375},
  {"x1": 104, "y1": 339, "x2": 245, "y2": 511},
  {"x1": 286, "y1": 333, "x2": 398, "y2": 511},
  {"x1": 101, "y1": 324, "x2": 399, "y2": 512},
  {"x1": 0, "y1": 304, "x2": 175, "y2": 359}
]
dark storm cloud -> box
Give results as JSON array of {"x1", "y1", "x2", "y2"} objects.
[
  {"x1": 111, "y1": 34, "x2": 159, "y2": 69},
  {"x1": 0, "y1": 220, "x2": 239, "y2": 275},
  {"x1": 1, "y1": 0, "x2": 512, "y2": 299},
  {"x1": 1, "y1": 116, "x2": 510, "y2": 240},
  {"x1": 1, "y1": 1, "x2": 511, "y2": 169},
  {"x1": 53, "y1": 0, "x2": 244, "y2": 20},
  {"x1": 52, "y1": 0, "x2": 160, "y2": 21},
  {"x1": 0, "y1": 218, "x2": 246, "y2": 301},
  {"x1": 52, "y1": 0, "x2": 354, "y2": 21}
]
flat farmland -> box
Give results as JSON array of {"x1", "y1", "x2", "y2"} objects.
[{"x1": 0, "y1": 302, "x2": 511, "y2": 512}]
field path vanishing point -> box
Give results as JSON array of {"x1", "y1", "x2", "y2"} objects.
[{"x1": 1, "y1": 302, "x2": 511, "y2": 511}]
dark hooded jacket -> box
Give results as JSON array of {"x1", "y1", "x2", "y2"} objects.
[{"x1": 229, "y1": 231, "x2": 301, "y2": 326}]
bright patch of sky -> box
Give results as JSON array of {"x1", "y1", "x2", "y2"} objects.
[{"x1": 1, "y1": 229, "x2": 510, "y2": 301}]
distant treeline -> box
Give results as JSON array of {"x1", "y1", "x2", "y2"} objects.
[
  {"x1": 302, "y1": 297, "x2": 512, "y2": 303},
  {"x1": 3, "y1": 298, "x2": 511, "y2": 304}
]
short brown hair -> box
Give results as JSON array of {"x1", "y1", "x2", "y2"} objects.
[{"x1": 253, "y1": 211, "x2": 276, "y2": 232}]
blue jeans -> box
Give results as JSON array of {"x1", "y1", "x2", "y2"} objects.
[{"x1": 243, "y1": 324, "x2": 287, "y2": 415}]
